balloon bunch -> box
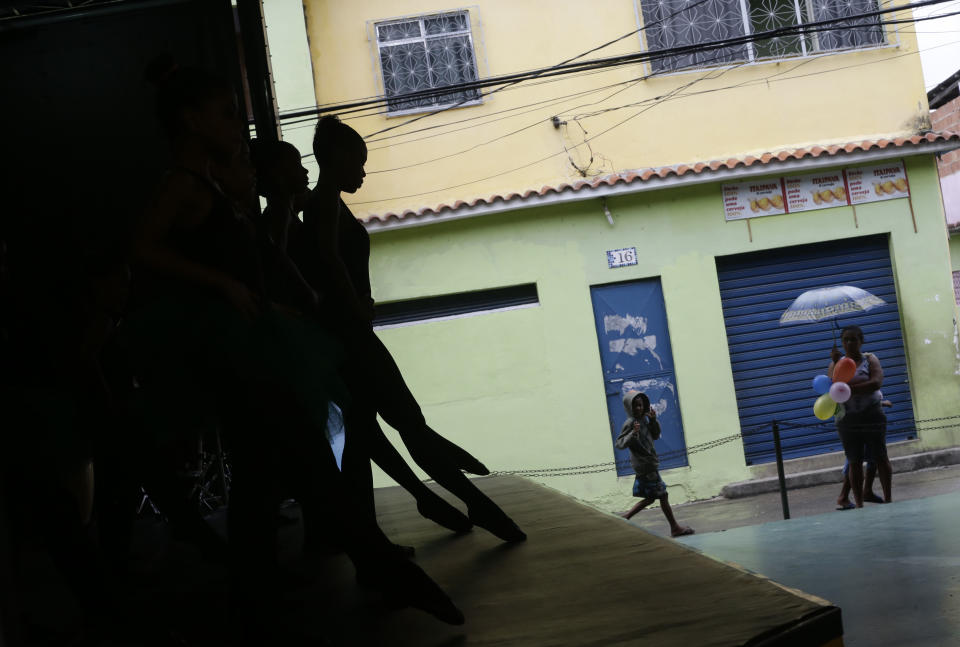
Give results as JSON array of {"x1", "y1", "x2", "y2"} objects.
[{"x1": 811, "y1": 357, "x2": 857, "y2": 420}]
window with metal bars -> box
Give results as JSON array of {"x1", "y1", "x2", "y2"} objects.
[
  {"x1": 639, "y1": 0, "x2": 887, "y2": 73},
  {"x1": 373, "y1": 284, "x2": 539, "y2": 328},
  {"x1": 375, "y1": 11, "x2": 481, "y2": 114}
]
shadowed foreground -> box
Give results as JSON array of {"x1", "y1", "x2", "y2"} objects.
[
  {"x1": 15, "y1": 476, "x2": 843, "y2": 645},
  {"x1": 326, "y1": 476, "x2": 842, "y2": 646}
]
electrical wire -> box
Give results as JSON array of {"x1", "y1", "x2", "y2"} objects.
[
  {"x1": 280, "y1": 0, "x2": 954, "y2": 127},
  {"x1": 364, "y1": 48, "x2": 749, "y2": 174},
  {"x1": 308, "y1": 9, "x2": 955, "y2": 171},
  {"x1": 276, "y1": 0, "x2": 906, "y2": 116},
  {"x1": 357, "y1": 12, "x2": 960, "y2": 176},
  {"x1": 563, "y1": 14, "x2": 960, "y2": 121},
  {"x1": 344, "y1": 34, "x2": 960, "y2": 205},
  {"x1": 283, "y1": 19, "x2": 960, "y2": 136},
  {"x1": 277, "y1": 0, "x2": 713, "y2": 123}
]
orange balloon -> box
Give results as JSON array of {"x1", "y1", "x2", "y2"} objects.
[{"x1": 833, "y1": 357, "x2": 857, "y2": 383}]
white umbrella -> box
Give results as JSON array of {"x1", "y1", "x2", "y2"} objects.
[{"x1": 779, "y1": 285, "x2": 886, "y2": 324}]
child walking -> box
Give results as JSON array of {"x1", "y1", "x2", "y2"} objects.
[{"x1": 616, "y1": 390, "x2": 694, "y2": 538}]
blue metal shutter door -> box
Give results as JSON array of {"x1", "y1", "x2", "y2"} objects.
[{"x1": 716, "y1": 235, "x2": 915, "y2": 465}]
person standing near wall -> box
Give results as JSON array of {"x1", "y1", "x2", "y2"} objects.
[{"x1": 829, "y1": 325, "x2": 893, "y2": 508}]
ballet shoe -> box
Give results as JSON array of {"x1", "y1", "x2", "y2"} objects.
[
  {"x1": 417, "y1": 496, "x2": 473, "y2": 533},
  {"x1": 358, "y1": 557, "x2": 465, "y2": 625}
]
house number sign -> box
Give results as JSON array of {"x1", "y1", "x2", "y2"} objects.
[{"x1": 607, "y1": 247, "x2": 637, "y2": 268}]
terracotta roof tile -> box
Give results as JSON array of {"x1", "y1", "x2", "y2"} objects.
[{"x1": 365, "y1": 132, "x2": 960, "y2": 224}]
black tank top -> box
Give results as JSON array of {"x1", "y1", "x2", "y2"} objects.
[
  {"x1": 164, "y1": 167, "x2": 266, "y2": 297},
  {"x1": 291, "y1": 197, "x2": 370, "y2": 299}
]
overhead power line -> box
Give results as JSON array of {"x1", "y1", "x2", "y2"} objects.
[
  {"x1": 280, "y1": 0, "x2": 905, "y2": 123},
  {"x1": 344, "y1": 34, "x2": 960, "y2": 206},
  {"x1": 284, "y1": 22, "x2": 960, "y2": 152},
  {"x1": 281, "y1": 0, "x2": 952, "y2": 127},
  {"x1": 356, "y1": 11, "x2": 959, "y2": 175},
  {"x1": 280, "y1": 0, "x2": 715, "y2": 126}
]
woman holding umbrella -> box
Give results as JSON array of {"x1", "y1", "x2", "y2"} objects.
[{"x1": 829, "y1": 325, "x2": 892, "y2": 508}]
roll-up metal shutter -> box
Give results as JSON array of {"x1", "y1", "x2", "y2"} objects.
[{"x1": 716, "y1": 235, "x2": 915, "y2": 465}]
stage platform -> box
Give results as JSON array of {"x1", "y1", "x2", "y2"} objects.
[
  {"x1": 680, "y1": 491, "x2": 959, "y2": 647},
  {"x1": 11, "y1": 476, "x2": 846, "y2": 646},
  {"x1": 315, "y1": 476, "x2": 844, "y2": 646}
]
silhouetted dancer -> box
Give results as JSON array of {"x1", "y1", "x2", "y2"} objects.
[
  {"x1": 251, "y1": 138, "x2": 476, "y2": 538},
  {"x1": 287, "y1": 117, "x2": 526, "y2": 543},
  {"x1": 132, "y1": 57, "x2": 463, "y2": 633}
]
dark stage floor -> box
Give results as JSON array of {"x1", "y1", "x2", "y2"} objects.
[{"x1": 13, "y1": 476, "x2": 845, "y2": 646}]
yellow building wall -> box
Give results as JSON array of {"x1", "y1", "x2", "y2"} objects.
[{"x1": 302, "y1": 0, "x2": 930, "y2": 219}]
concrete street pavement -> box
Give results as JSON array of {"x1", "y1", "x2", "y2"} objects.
[{"x1": 621, "y1": 463, "x2": 960, "y2": 538}]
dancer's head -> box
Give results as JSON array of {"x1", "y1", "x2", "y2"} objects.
[
  {"x1": 312, "y1": 116, "x2": 366, "y2": 193},
  {"x1": 249, "y1": 139, "x2": 309, "y2": 199},
  {"x1": 145, "y1": 55, "x2": 243, "y2": 161},
  {"x1": 841, "y1": 325, "x2": 864, "y2": 355}
]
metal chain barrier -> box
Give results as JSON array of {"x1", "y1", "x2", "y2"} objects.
[
  {"x1": 488, "y1": 431, "x2": 748, "y2": 478},
  {"x1": 484, "y1": 413, "x2": 960, "y2": 479}
]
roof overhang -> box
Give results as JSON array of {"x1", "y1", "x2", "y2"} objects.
[{"x1": 364, "y1": 133, "x2": 960, "y2": 233}]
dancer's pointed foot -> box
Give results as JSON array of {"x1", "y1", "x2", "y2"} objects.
[
  {"x1": 361, "y1": 558, "x2": 465, "y2": 625},
  {"x1": 469, "y1": 505, "x2": 526, "y2": 543},
  {"x1": 417, "y1": 496, "x2": 473, "y2": 533}
]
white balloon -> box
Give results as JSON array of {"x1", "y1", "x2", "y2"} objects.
[{"x1": 829, "y1": 382, "x2": 851, "y2": 404}]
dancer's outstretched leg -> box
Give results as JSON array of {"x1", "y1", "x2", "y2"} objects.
[
  {"x1": 363, "y1": 419, "x2": 472, "y2": 533},
  {"x1": 403, "y1": 437, "x2": 526, "y2": 542},
  {"x1": 360, "y1": 333, "x2": 524, "y2": 542},
  {"x1": 366, "y1": 333, "x2": 489, "y2": 475}
]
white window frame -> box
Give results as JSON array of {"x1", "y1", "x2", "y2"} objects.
[
  {"x1": 370, "y1": 10, "x2": 483, "y2": 117},
  {"x1": 632, "y1": 0, "x2": 899, "y2": 77}
]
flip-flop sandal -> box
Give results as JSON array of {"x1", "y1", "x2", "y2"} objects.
[
  {"x1": 836, "y1": 503, "x2": 856, "y2": 510},
  {"x1": 863, "y1": 494, "x2": 885, "y2": 504},
  {"x1": 671, "y1": 527, "x2": 695, "y2": 537}
]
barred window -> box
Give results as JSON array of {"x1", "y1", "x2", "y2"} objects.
[
  {"x1": 375, "y1": 11, "x2": 481, "y2": 114},
  {"x1": 641, "y1": 0, "x2": 886, "y2": 73}
]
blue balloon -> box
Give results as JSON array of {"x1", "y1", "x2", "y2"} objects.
[{"x1": 812, "y1": 375, "x2": 832, "y2": 395}]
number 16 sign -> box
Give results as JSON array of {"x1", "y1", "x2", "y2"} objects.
[{"x1": 607, "y1": 247, "x2": 637, "y2": 269}]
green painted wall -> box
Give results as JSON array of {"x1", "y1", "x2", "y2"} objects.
[{"x1": 364, "y1": 155, "x2": 960, "y2": 510}]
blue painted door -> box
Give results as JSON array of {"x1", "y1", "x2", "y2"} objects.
[{"x1": 590, "y1": 280, "x2": 687, "y2": 476}]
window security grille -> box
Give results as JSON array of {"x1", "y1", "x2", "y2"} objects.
[
  {"x1": 640, "y1": 0, "x2": 886, "y2": 73},
  {"x1": 375, "y1": 11, "x2": 481, "y2": 114}
]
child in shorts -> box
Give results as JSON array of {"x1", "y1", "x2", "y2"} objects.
[{"x1": 615, "y1": 390, "x2": 693, "y2": 537}]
